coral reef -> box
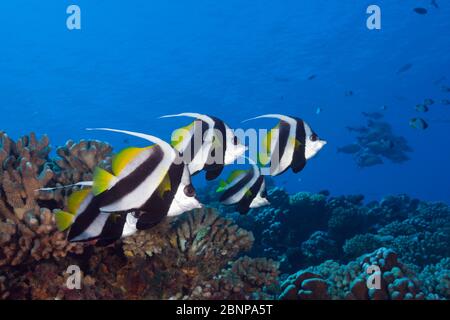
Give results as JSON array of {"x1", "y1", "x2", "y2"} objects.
[
  {"x1": 1, "y1": 131, "x2": 449, "y2": 300},
  {"x1": 280, "y1": 248, "x2": 425, "y2": 300},
  {"x1": 189, "y1": 256, "x2": 280, "y2": 299},
  {"x1": 0, "y1": 133, "x2": 113, "y2": 267}
]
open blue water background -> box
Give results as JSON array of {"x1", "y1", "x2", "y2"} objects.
[{"x1": 0, "y1": 1, "x2": 449, "y2": 202}]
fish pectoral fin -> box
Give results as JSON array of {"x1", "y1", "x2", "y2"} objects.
[
  {"x1": 294, "y1": 139, "x2": 302, "y2": 150},
  {"x1": 55, "y1": 210, "x2": 75, "y2": 231},
  {"x1": 67, "y1": 189, "x2": 92, "y2": 213},
  {"x1": 216, "y1": 180, "x2": 228, "y2": 193},
  {"x1": 157, "y1": 173, "x2": 172, "y2": 198},
  {"x1": 92, "y1": 167, "x2": 117, "y2": 196}
]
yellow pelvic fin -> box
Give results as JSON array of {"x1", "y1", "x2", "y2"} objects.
[
  {"x1": 55, "y1": 210, "x2": 75, "y2": 231},
  {"x1": 216, "y1": 180, "x2": 228, "y2": 193},
  {"x1": 92, "y1": 167, "x2": 117, "y2": 196},
  {"x1": 112, "y1": 147, "x2": 146, "y2": 176},
  {"x1": 244, "y1": 188, "x2": 253, "y2": 198},
  {"x1": 157, "y1": 172, "x2": 172, "y2": 198},
  {"x1": 171, "y1": 122, "x2": 194, "y2": 148},
  {"x1": 67, "y1": 188, "x2": 92, "y2": 214}
]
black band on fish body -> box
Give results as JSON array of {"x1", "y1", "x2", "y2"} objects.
[
  {"x1": 67, "y1": 196, "x2": 102, "y2": 242},
  {"x1": 184, "y1": 120, "x2": 209, "y2": 166},
  {"x1": 99, "y1": 145, "x2": 165, "y2": 207},
  {"x1": 68, "y1": 145, "x2": 165, "y2": 241},
  {"x1": 136, "y1": 162, "x2": 184, "y2": 230},
  {"x1": 203, "y1": 116, "x2": 227, "y2": 180},
  {"x1": 291, "y1": 118, "x2": 307, "y2": 173},
  {"x1": 269, "y1": 120, "x2": 291, "y2": 176},
  {"x1": 236, "y1": 175, "x2": 264, "y2": 214},
  {"x1": 220, "y1": 168, "x2": 255, "y2": 203},
  {"x1": 95, "y1": 213, "x2": 128, "y2": 246}
]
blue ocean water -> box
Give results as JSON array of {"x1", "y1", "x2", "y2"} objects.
[{"x1": 0, "y1": 1, "x2": 449, "y2": 203}]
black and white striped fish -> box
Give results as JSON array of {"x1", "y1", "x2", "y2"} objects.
[
  {"x1": 160, "y1": 113, "x2": 246, "y2": 180},
  {"x1": 245, "y1": 114, "x2": 326, "y2": 176},
  {"x1": 216, "y1": 162, "x2": 269, "y2": 214},
  {"x1": 55, "y1": 129, "x2": 202, "y2": 244}
]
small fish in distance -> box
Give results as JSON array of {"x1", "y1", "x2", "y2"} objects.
[
  {"x1": 409, "y1": 118, "x2": 429, "y2": 130},
  {"x1": 415, "y1": 104, "x2": 429, "y2": 113},
  {"x1": 413, "y1": 8, "x2": 428, "y2": 15},
  {"x1": 337, "y1": 143, "x2": 361, "y2": 154}
]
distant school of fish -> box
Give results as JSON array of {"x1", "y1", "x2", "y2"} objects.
[{"x1": 45, "y1": 113, "x2": 327, "y2": 245}]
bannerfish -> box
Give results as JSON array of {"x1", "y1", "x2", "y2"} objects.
[
  {"x1": 345, "y1": 90, "x2": 354, "y2": 97},
  {"x1": 397, "y1": 63, "x2": 413, "y2": 74},
  {"x1": 413, "y1": 8, "x2": 428, "y2": 15},
  {"x1": 346, "y1": 126, "x2": 369, "y2": 134},
  {"x1": 357, "y1": 153, "x2": 383, "y2": 167},
  {"x1": 409, "y1": 118, "x2": 429, "y2": 130},
  {"x1": 58, "y1": 129, "x2": 202, "y2": 244},
  {"x1": 366, "y1": 139, "x2": 394, "y2": 153},
  {"x1": 415, "y1": 104, "x2": 429, "y2": 112},
  {"x1": 362, "y1": 112, "x2": 384, "y2": 120},
  {"x1": 307, "y1": 74, "x2": 316, "y2": 80},
  {"x1": 160, "y1": 113, "x2": 246, "y2": 180},
  {"x1": 216, "y1": 161, "x2": 269, "y2": 214},
  {"x1": 244, "y1": 114, "x2": 327, "y2": 176},
  {"x1": 441, "y1": 99, "x2": 450, "y2": 105},
  {"x1": 424, "y1": 98, "x2": 434, "y2": 106},
  {"x1": 441, "y1": 85, "x2": 450, "y2": 92},
  {"x1": 337, "y1": 143, "x2": 361, "y2": 154},
  {"x1": 431, "y1": 0, "x2": 439, "y2": 9}
]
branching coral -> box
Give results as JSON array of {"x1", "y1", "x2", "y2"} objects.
[
  {"x1": 0, "y1": 132, "x2": 111, "y2": 267},
  {"x1": 121, "y1": 207, "x2": 254, "y2": 299}
]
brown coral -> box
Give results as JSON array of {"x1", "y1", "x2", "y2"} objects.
[
  {"x1": 190, "y1": 256, "x2": 280, "y2": 300},
  {"x1": 121, "y1": 207, "x2": 254, "y2": 299},
  {"x1": 0, "y1": 132, "x2": 111, "y2": 267}
]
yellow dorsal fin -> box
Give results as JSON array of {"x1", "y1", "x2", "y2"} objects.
[
  {"x1": 67, "y1": 189, "x2": 92, "y2": 214},
  {"x1": 157, "y1": 173, "x2": 172, "y2": 198},
  {"x1": 112, "y1": 147, "x2": 146, "y2": 176},
  {"x1": 92, "y1": 167, "x2": 117, "y2": 196},
  {"x1": 55, "y1": 210, "x2": 75, "y2": 231},
  {"x1": 227, "y1": 170, "x2": 246, "y2": 183},
  {"x1": 171, "y1": 122, "x2": 194, "y2": 148}
]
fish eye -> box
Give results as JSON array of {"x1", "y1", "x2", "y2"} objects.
[
  {"x1": 310, "y1": 133, "x2": 318, "y2": 142},
  {"x1": 184, "y1": 185, "x2": 196, "y2": 197}
]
